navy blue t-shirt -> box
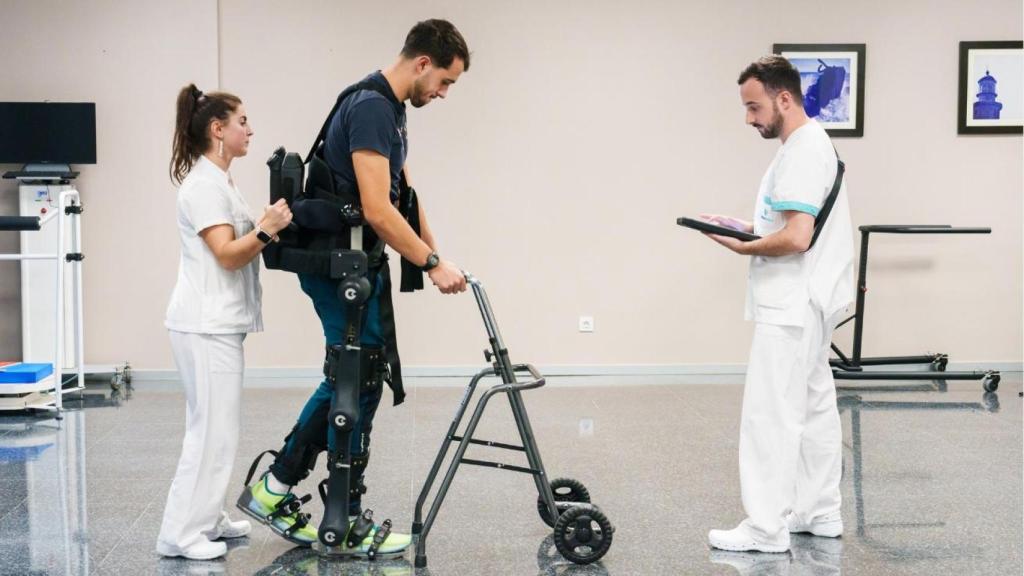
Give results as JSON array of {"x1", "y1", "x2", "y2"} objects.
[{"x1": 323, "y1": 71, "x2": 408, "y2": 202}]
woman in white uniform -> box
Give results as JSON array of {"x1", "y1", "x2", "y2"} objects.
[{"x1": 156, "y1": 84, "x2": 292, "y2": 560}]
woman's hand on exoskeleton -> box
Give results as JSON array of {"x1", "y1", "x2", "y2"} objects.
[{"x1": 260, "y1": 198, "x2": 293, "y2": 235}]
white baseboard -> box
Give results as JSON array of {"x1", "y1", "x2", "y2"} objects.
[
  {"x1": 129, "y1": 363, "x2": 751, "y2": 382},
  {"x1": 127, "y1": 361, "x2": 1022, "y2": 386}
]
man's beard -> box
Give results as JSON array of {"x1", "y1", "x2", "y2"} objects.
[
  {"x1": 756, "y1": 101, "x2": 783, "y2": 139},
  {"x1": 410, "y1": 78, "x2": 430, "y2": 108}
]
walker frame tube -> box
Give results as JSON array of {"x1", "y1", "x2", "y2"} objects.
[{"x1": 412, "y1": 274, "x2": 559, "y2": 569}]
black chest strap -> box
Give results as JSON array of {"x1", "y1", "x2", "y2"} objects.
[
  {"x1": 807, "y1": 149, "x2": 845, "y2": 251},
  {"x1": 305, "y1": 79, "x2": 399, "y2": 164}
]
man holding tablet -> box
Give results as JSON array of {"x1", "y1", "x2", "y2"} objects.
[{"x1": 702, "y1": 56, "x2": 854, "y2": 553}]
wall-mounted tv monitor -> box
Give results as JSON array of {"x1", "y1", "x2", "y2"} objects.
[{"x1": 0, "y1": 102, "x2": 97, "y2": 164}]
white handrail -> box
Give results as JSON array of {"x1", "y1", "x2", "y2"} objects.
[{"x1": 0, "y1": 254, "x2": 59, "y2": 261}]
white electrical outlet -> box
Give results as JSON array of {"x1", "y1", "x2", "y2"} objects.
[
  {"x1": 579, "y1": 418, "x2": 594, "y2": 437},
  {"x1": 578, "y1": 316, "x2": 594, "y2": 332}
]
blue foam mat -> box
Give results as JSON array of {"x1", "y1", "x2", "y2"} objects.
[{"x1": 0, "y1": 363, "x2": 55, "y2": 384}]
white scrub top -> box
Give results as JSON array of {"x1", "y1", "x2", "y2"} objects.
[
  {"x1": 745, "y1": 120, "x2": 855, "y2": 327},
  {"x1": 165, "y1": 155, "x2": 264, "y2": 334}
]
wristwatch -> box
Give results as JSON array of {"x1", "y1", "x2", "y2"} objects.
[
  {"x1": 421, "y1": 251, "x2": 440, "y2": 271},
  {"x1": 255, "y1": 225, "x2": 275, "y2": 244}
]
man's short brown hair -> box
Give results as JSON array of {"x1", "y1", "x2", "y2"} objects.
[
  {"x1": 401, "y1": 19, "x2": 471, "y2": 71},
  {"x1": 738, "y1": 56, "x2": 802, "y2": 101}
]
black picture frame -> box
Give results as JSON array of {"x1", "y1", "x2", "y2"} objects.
[
  {"x1": 773, "y1": 43, "x2": 866, "y2": 137},
  {"x1": 957, "y1": 41, "x2": 1023, "y2": 135}
]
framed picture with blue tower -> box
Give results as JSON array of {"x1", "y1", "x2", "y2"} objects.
[
  {"x1": 958, "y1": 41, "x2": 1023, "y2": 135},
  {"x1": 773, "y1": 43, "x2": 866, "y2": 137}
]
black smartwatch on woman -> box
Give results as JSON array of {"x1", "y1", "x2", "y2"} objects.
[{"x1": 255, "y1": 225, "x2": 275, "y2": 244}]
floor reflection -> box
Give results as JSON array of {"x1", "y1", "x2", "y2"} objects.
[
  {"x1": 251, "y1": 545, "x2": 415, "y2": 576},
  {"x1": 0, "y1": 410, "x2": 89, "y2": 576},
  {"x1": 839, "y1": 386, "x2": 1000, "y2": 561},
  {"x1": 535, "y1": 534, "x2": 610, "y2": 576}
]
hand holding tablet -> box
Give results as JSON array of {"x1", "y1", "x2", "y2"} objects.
[
  {"x1": 676, "y1": 216, "x2": 761, "y2": 242},
  {"x1": 701, "y1": 214, "x2": 750, "y2": 232}
]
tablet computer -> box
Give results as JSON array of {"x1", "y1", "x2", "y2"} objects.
[{"x1": 676, "y1": 217, "x2": 761, "y2": 242}]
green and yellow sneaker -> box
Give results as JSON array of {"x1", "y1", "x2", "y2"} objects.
[
  {"x1": 236, "y1": 473, "x2": 319, "y2": 546},
  {"x1": 351, "y1": 518, "x2": 412, "y2": 557},
  {"x1": 313, "y1": 512, "x2": 412, "y2": 560}
]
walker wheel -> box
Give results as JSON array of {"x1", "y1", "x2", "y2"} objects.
[
  {"x1": 552, "y1": 503, "x2": 613, "y2": 565},
  {"x1": 983, "y1": 373, "x2": 999, "y2": 393},
  {"x1": 538, "y1": 478, "x2": 591, "y2": 527},
  {"x1": 931, "y1": 356, "x2": 948, "y2": 372}
]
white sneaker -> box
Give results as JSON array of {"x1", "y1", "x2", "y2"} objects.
[
  {"x1": 208, "y1": 516, "x2": 252, "y2": 540},
  {"x1": 709, "y1": 549, "x2": 791, "y2": 574},
  {"x1": 708, "y1": 523, "x2": 789, "y2": 553},
  {"x1": 156, "y1": 538, "x2": 228, "y2": 560},
  {"x1": 786, "y1": 511, "x2": 843, "y2": 538}
]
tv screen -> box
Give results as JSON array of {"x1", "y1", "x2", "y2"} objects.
[{"x1": 0, "y1": 102, "x2": 97, "y2": 165}]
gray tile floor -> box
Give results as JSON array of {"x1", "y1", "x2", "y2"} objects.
[{"x1": 0, "y1": 373, "x2": 1020, "y2": 576}]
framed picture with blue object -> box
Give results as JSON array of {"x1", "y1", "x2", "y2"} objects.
[
  {"x1": 957, "y1": 41, "x2": 1023, "y2": 135},
  {"x1": 772, "y1": 43, "x2": 866, "y2": 137}
]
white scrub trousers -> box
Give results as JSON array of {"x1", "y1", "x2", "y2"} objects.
[
  {"x1": 739, "y1": 304, "x2": 843, "y2": 547},
  {"x1": 157, "y1": 331, "x2": 245, "y2": 552}
]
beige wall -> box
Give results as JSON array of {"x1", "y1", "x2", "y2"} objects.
[
  {"x1": 1, "y1": 0, "x2": 1020, "y2": 371},
  {"x1": 0, "y1": 0, "x2": 219, "y2": 362}
]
